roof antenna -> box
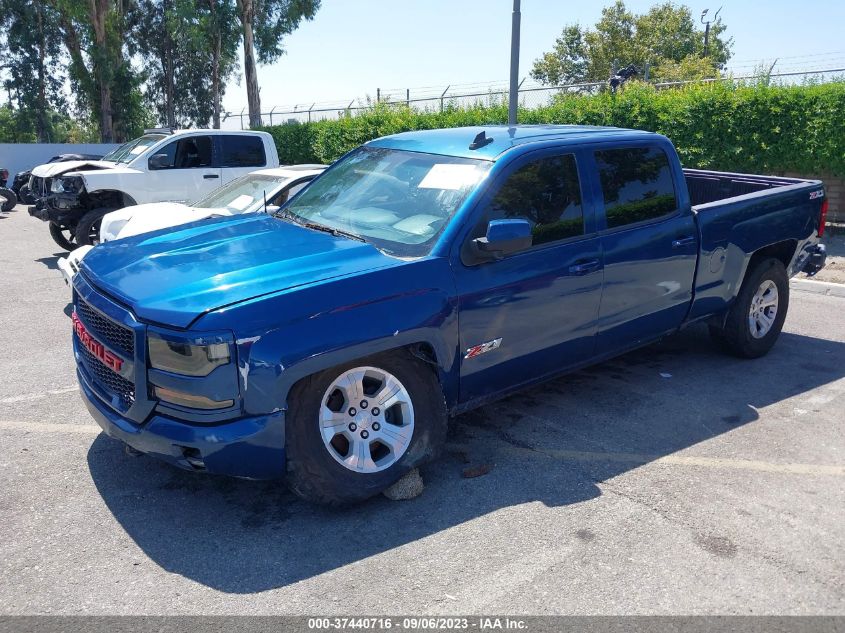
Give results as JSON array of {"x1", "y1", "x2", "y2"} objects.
[{"x1": 469, "y1": 131, "x2": 494, "y2": 150}]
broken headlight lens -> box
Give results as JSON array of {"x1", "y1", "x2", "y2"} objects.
[{"x1": 51, "y1": 176, "x2": 84, "y2": 194}]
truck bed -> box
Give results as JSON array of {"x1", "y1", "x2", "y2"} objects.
[
  {"x1": 684, "y1": 168, "x2": 824, "y2": 323},
  {"x1": 684, "y1": 168, "x2": 815, "y2": 206}
]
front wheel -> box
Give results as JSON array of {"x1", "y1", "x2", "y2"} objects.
[
  {"x1": 285, "y1": 350, "x2": 447, "y2": 505},
  {"x1": 75, "y1": 207, "x2": 116, "y2": 246},
  {"x1": 710, "y1": 257, "x2": 789, "y2": 358},
  {"x1": 49, "y1": 222, "x2": 77, "y2": 251}
]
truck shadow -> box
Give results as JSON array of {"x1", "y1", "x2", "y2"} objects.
[{"x1": 86, "y1": 324, "x2": 845, "y2": 594}]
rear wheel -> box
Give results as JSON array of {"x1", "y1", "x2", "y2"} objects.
[
  {"x1": 710, "y1": 257, "x2": 789, "y2": 358},
  {"x1": 285, "y1": 350, "x2": 447, "y2": 505},
  {"x1": 75, "y1": 207, "x2": 116, "y2": 246},
  {"x1": 49, "y1": 222, "x2": 77, "y2": 251}
]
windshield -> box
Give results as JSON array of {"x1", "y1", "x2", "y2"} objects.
[
  {"x1": 191, "y1": 174, "x2": 288, "y2": 213},
  {"x1": 281, "y1": 147, "x2": 490, "y2": 257},
  {"x1": 101, "y1": 134, "x2": 167, "y2": 164}
]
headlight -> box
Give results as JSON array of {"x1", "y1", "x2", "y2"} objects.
[
  {"x1": 51, "y1": 176, "x2": 84, "y2": 194},
  {"x1": 100, "y1": 217, "x2": 128, "y2": 241},
  {"x1": 148, "y1": 332, "x2": 231, "y2": 377}
]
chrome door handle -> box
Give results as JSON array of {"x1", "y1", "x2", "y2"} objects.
[
  {"x1": 672, "y1": 236, "x2": 696, "y2": 248},
  {"x1": 569, "y1": 259, "x2": 601, "y2": 275}
]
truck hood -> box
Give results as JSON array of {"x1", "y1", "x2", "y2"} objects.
[
  {"x1": 31, "y1": 160, "x2": 118, "y2": 178},
  {"x1": 80, "y1": 214, "x2": 398, "y2": 328}
]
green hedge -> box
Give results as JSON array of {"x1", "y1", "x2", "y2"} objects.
[{"x1": 260, "y1": 81, "x2": 845, "y2": 177}]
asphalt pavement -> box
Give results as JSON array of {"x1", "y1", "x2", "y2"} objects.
[{"x1": 0, "y1": 204, "x2": 843, "y2": 615}]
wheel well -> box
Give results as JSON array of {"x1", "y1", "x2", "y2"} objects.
[
  {"x1": 88, "y1": 190, "x2": 137, "y2": 209},
  {"x1": 746, "y1": 240, "x2": 797, "y2": 278},
  {"x1": 288, "y1": 342, "x2": 443, "y2": 403}
]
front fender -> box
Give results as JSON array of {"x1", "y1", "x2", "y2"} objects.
[{"x1": 197, "y1": 257, "x2": 460, "y2": 415}]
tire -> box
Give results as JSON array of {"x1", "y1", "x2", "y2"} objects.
[
  {"x1": 0, "y1": 187, "x2": 16, "y2": 212},
  {"x1": 710, "y1": 257, "x2": 789, "y2": 358},
  {"x1": 18, "y1": 185, "x2": 35, "y2": 205},
  {"x1": 75, "y1": 207, "x2": 116, "y2": 246},
  {"x1": 49, "y1": 222, "x2": 77, "y2": 251},
  {"x1": 285, "y1": 350, "x2": 447, "y2": 506}
]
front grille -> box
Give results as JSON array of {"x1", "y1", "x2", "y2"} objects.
[
  {"x1": 79, "y1": 344, "x2": 135, "y2": 410},
  {"x1": 77, "y1": 298, "x2": 135, "y2": 357}
]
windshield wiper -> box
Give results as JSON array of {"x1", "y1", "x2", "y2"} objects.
[
  {"x1": 301, "y1": 221, "x2": 366, "y2": 242},
  {"x1": 271, "y1": 209, "x2": 365, "y2": 243}
]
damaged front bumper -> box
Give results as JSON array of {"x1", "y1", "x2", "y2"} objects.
[
  {"x1": 58, "y1": 246, "x2": 94, "y2": 288},
  {"x1": 28, "y1": 192, "x2": 85, "y2": 223}
]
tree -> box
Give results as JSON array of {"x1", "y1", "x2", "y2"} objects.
[
  {"x1": 531, "y1": 1, "x2": 733, "y2": 86},
  {"x1": 531, "y1": 25, "x2": 588, "y2": 86},
  {"x1": 52, "y1": 0, "x2": 149, "y2": 142},
  {"x1": 194, "y1": 0, "x2": 240, "y2": 128},
  {"x1": 0, "y1": 0, "x2": 66, "y2": 141},
  {"x1": 235, "y1": 0, "x2": 320, "y2": 127}
]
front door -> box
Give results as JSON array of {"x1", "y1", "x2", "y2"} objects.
[
  {"x1": 145, "y1": 135, "x2": 222, "y2": 203},
  {"x1": 590, "y1": 144, "x2": 699, "y2": 355},
  {"x1": 453, "y1": 150, "x2": 604, "y2": 403}
]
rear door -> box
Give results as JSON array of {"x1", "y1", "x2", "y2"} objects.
[
  {"x1": 145, "y1": 134, "x2": 221, "y2": 202},
  {"x1": 453, "y1": 149, "x2": 604, "y2": 403},
  {"x1": 589, "y1": 144, "x2": 698, "y2": 355},
  {"x1": 218, "y1": 135, "x2": 269, "y2": 185}
]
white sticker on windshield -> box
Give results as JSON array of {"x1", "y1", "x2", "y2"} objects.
[
  {"x1": 418, "y1": 164, "x2": 480, "y2": 190},
  {"x1": 228, "y1": 194, "x2": 255, "y2": 210},
  {"x1": 129, "y1": 145, "x2": 147, "y2": 155}
]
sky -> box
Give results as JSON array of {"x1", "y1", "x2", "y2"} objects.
[{"x1": 220, "y1": 0, "x2": 845, "y2": 124}]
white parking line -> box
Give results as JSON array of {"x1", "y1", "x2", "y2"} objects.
[
  {"x1": 0, "y1": 386, "x2": 79, "y2": 404},
  {"x1": 0, "y1": 419, "x2": 99, "y2": 434}
]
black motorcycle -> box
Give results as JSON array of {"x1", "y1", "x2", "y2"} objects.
[{"x1": 0, "y1": 168, "x2": 17, "y2": 212}]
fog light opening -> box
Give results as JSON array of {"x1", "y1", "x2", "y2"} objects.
[{"x1": 180, "y1": 446, "x2": 206, "y2": 470}]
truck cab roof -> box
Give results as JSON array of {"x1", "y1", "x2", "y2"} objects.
[{"x1": 368, "y1": 124, "x2": 663, "y2": 160}]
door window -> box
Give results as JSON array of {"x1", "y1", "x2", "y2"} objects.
[
  {"x1": 594, "y1": 147, "x2": 677, "y2": 229},
  {"x1": 151, "y1": 136, "x2": 213, "y2": 170},
  {"x1": 482, "y1": 154, "x2": 584, "y2": 248},
  {"x1": 221, "y1": 135, "x2": 266, "y2": 167}
]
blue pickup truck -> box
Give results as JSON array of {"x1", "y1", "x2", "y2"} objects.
[{"x1": 71, "y1": 125, "x2": 828, "y2": 504}]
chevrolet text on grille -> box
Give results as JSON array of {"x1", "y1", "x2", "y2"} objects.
[{"x1": 72, "y1": 312, "x2": 124, "y2": 373}]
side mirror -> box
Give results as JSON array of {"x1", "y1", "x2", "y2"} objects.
[
  {"x1": 148, "y1": 153, "x2": 170, "y2": 171},
  {"x1": 472, "y1": 219, "x2": 533, "y2": 260}
]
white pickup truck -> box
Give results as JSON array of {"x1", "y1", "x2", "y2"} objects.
[
  {"x1": 57, "y1": 164, "x2": 326, "y2": 288},
  {"x1": 27, "y1": 128, "x2": 279, "y2": 249}
]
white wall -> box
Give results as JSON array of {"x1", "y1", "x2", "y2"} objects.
[{"x1": 0, "y1": 144, "x2": 120, "y2": 185}]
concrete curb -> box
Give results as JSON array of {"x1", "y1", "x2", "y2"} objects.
[{"x1": 791, "y1": 278, "x2": 845, "y2": 298}]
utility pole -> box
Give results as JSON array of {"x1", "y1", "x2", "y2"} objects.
[
  {"x1": 508, "y1": 0, "x2": 521, "y2": 125},
  {"x1": 700, "y1": 6, "x2": 722, "y2": 57}
]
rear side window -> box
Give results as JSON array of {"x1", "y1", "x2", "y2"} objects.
[
  {"x1": 221, "y1": 136, "x2": 266, "y2": 167},
  {"x1": 485, "y1": 154, "x2": 584, "y2": 247},
  {"x1": 595, "y1": 147, "x2": 677, "y2": 229}
]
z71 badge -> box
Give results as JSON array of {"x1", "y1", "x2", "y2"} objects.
[
  {"x1": 809, "y1": 190, "x2": 825, "y2": 200},
  {"x1": 464, "y1": 338, "x2": 503, "y2": 359}
]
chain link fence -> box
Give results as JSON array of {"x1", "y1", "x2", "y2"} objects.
[{"x1": 224, "y1": 67, "x2": 845, "y2": 129}]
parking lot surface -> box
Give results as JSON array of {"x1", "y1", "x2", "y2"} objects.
[{"x1": 1, "y1": 205, "x2": 843, "y2": 615}]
